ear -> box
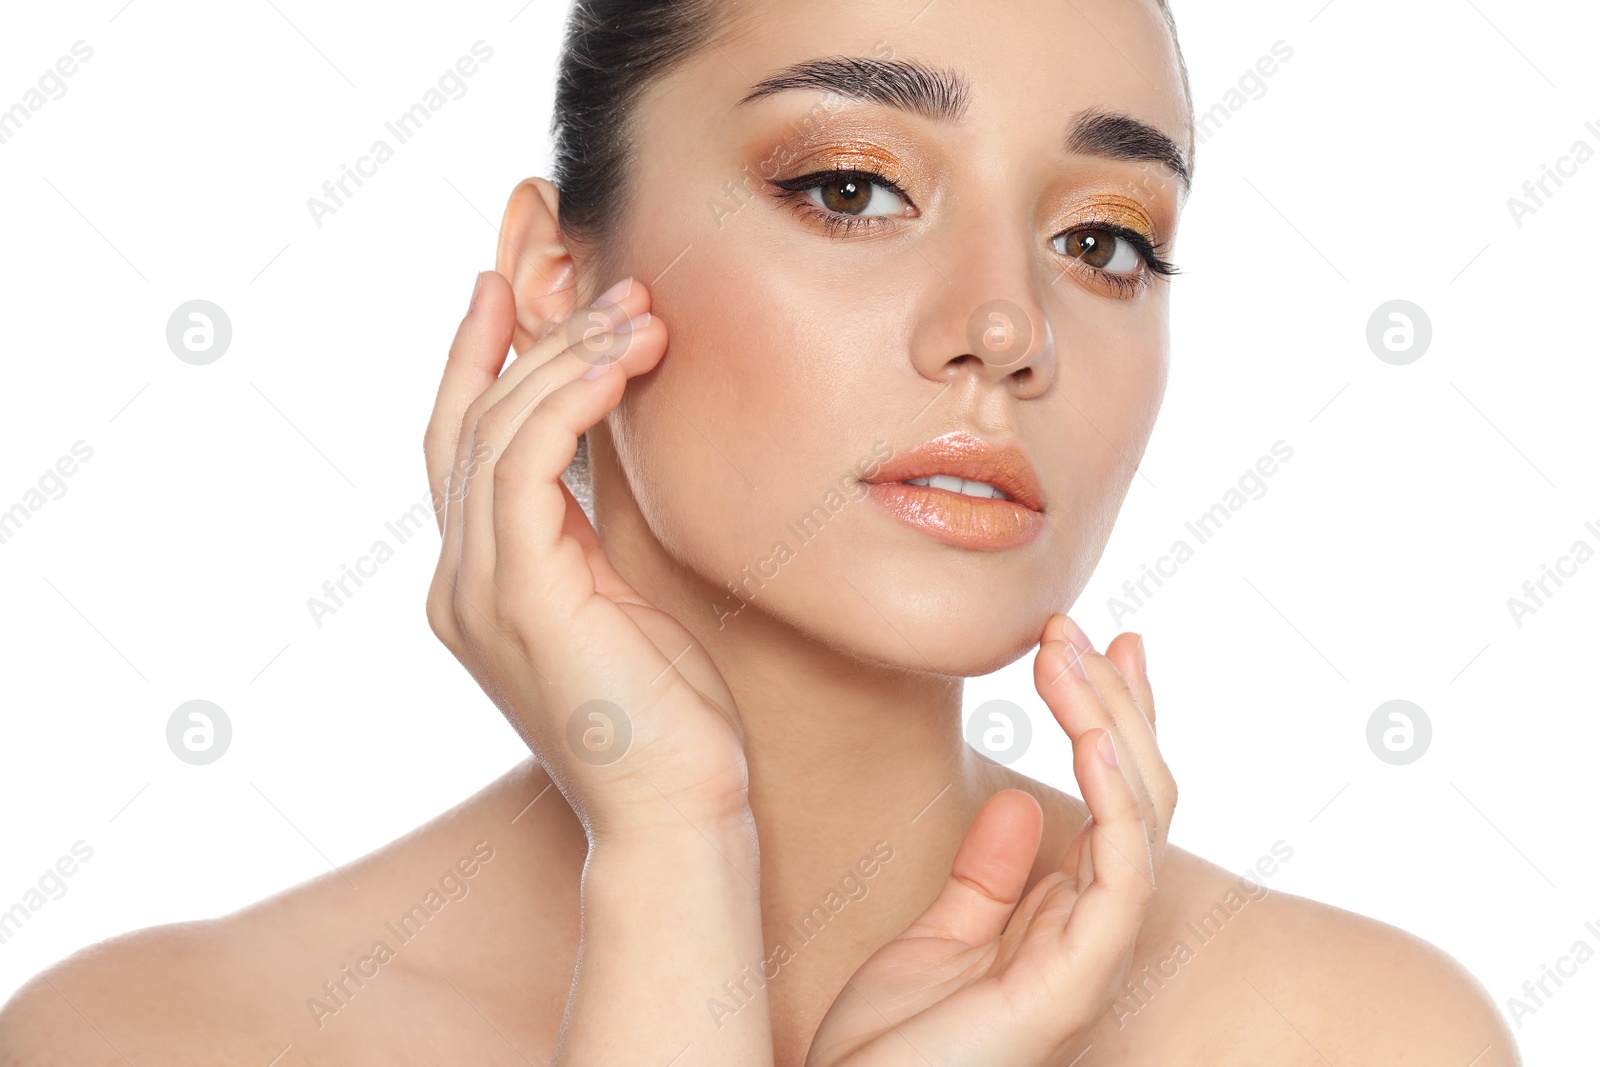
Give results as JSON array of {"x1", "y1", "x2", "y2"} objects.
[{"x1": 495, "y1": 177, "x2": 581, "y2": 355}]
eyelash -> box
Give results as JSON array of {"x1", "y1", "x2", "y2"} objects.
[{"x1": 769, "y1": 168, "x2": 1181, "y2": 297}]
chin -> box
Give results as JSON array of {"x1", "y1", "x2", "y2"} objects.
[{"x1": 758, "y1": 542, "x2": 1070, "y2": 678}]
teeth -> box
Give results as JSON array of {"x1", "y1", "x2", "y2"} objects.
[{"x1": 901, "y1": 476, "x2": 1010, "y2": 501}]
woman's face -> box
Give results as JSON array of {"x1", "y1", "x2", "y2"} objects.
[{"x1": 595, "y1": 0, "x2": 1190, "y2": 676}]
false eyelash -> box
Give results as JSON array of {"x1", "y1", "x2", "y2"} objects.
[
  {"x1": 1068, "y1": 223, "x2": 1182, "y2": 279},
  {"x1": 1053, "y1": 223, "x2": 1183, "y2": 298},
  {"x1": 770, "y1": 168, "x2": 1181, "y2": 296}
]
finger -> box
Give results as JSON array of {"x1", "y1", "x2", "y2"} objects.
[
  {"x1": 442, "y1": 277, "x2": 649, "y2": 530},
  {"x1": 1104, "y1": 630, "x2": 1176, "y2": 862},
  {"x1": 1055, "y1": 619, "x2": 1149, "y2": 781},
  {"x1": 425, "y1": 271, "x2": 515, "y2": 536},
  {"x1": 1094, "y1": 631, "x2": 1157, "y2": 769},
  {"x1": 464, "y1": 314, "x2": 662, "y2": 607},
  {"x1": 1042, "y1": 726, "x2": 1150, "y2": 912},
  {"x1": 1034, "y1": 622, "x2": 1157, "y2": 854},
  {"x1": 491, "y1": 325, "x2": 666, "y2": 630},
  {"x1": 447, "y1": 280, "x2": 650, "y2": 600},
  {"x1": 439, "y1": 273, "x2": 525, "y2": 616},
  {"x1": 1049, "y1": 618, "x2": 1172, "y2": 865},
  {"x1": 899, "y1": 789, "x2": 1043, "y2": 947},
  {"x1": 1105, "y1": 631, "x2": 1156, "y2": 734},
  {"x1": 1048, "y1": 725, "x2": 1155, "y2": 997}
]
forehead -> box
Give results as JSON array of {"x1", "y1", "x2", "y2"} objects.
[{"x1": 654, "y1": 0, "x2": 1190, "y2": 164}]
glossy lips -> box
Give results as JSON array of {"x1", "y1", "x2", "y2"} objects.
[{"x1": 863, "y1": 430, "x2": 1045, "y2": 551}]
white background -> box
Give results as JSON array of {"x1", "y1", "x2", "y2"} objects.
[{"x1": 1, "y1": 0, "x2": 1596, "y2": 1060}]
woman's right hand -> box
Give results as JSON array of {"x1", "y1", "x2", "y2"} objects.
[{"x1": 423, "y1": 269, "x2": 753, "y2": 844}]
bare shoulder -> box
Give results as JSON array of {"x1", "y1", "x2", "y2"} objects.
[
  {"x1": 0, "y1": 914, "x2": 275, "y2": 1066},
  {"x1": 975, "y1": 767, "x2": 1518, "y2": 1064},
  {"x1": 1121, "y1": 846, "x2": 1521, "y2": 1065},
  {"x1": 0, "y1": 758, "x2": 584, "y2": 1067}
]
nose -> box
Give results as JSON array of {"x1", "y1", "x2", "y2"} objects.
[{"x1": 908, "y1": 241, "x2": 1057, "y2": 401}]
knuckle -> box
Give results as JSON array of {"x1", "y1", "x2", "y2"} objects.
[
  {"x1": 473, "y1": 409, "x2": 511, "y2": 452},
  {"x1": 423, "y1": 419, "x2": 450, "y2": 457},
  {"x1": 425, "y1": 582, "x2": 458, "y2": 648},
  {"x1": 444, "y1": 571, "x2": 489, "y2": 635}
]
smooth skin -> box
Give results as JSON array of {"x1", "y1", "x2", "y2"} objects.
[{"x1": 1, "y1": 0, "x2": 1518, "y2": 1063}]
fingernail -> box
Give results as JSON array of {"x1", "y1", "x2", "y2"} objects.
[
  {"x1": 580, "y1": 358, "x2": 616, "y2": 381},
  {"x1": 1135, "y1": 633, "x2": 1148, "y2": 676},
  {"x1": 468, "y1": 271, "x2": 487, "y2": 313},
  {"x1": 1058, "y1": 615, "x2": 1091, "y2": 681},
  {"x1": 1064, "y1": 640, "x2": 1089, "y2": 681},
  {"x1": 614, "y1": 311, "x2": 651, "y2": 334},
  {"x1": 593, "y1": 276, "x2": 634, "y2": 308},
  {"x1": 1059, "y1": 615, "x2": 1092, "y2": 653},
  {"x1": 1098, "y1": 730, "x2": 1119, "y2": 767}
]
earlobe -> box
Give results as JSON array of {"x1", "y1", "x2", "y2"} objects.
[{"x1": 495, "y1": 177, "x2": 579, "y2": 354}]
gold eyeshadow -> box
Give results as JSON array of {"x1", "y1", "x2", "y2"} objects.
[
  {"x1": 752, "y1": 110, "x2": 938, "y2": 182},
  {"x1": 1056, "y1": 192, "x2": 1161, "y2": 243},
  {"x1": 775, "y1": 138, "x2": 909, "y2": 181}
]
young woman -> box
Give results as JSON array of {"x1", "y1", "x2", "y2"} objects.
[{"x1": 1, "y1": 0, "x2": 1518, "y2": 1063}]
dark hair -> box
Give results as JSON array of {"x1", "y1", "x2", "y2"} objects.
[
  {"x1": 550, "y1": 0, "x2": 730, "y2": 279},
  {"x1": 548, "y1": 0, "x2": 1193, "y2": 515}
]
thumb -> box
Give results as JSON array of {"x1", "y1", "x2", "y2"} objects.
[{"x1": 901, "y1": 789, "x2": 1043, "y2": 947}]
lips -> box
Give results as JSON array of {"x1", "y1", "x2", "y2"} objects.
[{"x1": 862, "y1": 430, "x2": 1045, "y2": 551}]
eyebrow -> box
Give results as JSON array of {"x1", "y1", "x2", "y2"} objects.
[{"x1": 737, "y1": 56, "x2": 1191, "y2": 194}]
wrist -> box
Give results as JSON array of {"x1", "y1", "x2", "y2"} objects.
[
  {"x1": 583, "y1": 791, "x2": 757, "y2": 854},
  {"x1": 561, "y1": 803, "x2": 772, "y2": 1067},
  {"x1": 585, "y1": 805, "x2": 758, "y2": 862}
]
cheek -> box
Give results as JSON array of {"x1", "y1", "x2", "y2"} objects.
[{"x1": 609, "y1": 258, "x2": 884, "y2": 592}]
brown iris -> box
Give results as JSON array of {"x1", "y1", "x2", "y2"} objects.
[
  {"x1": 818, "y1": 173, "x2": 873, "y2": 214},
  {"x1": 1059, "y1": 230, "x2": 1118, "y2": 269}
]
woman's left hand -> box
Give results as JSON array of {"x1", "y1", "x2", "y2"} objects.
[{"x1": 806, "y1": 616, "x2": 1175, "y2": 1067}]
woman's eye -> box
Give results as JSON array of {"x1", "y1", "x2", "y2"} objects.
[
  {"x1": 1053, "y1": 229, "x2": 1143, "y2": 273},
  {"x1": 803, "y1": 173, "x2": 908, "y2": 218}
]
